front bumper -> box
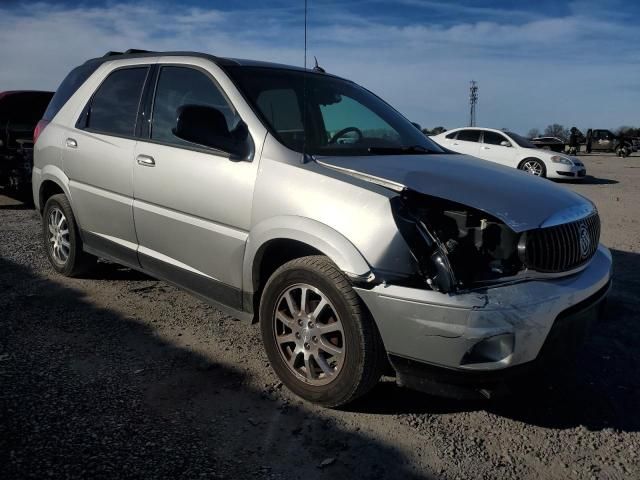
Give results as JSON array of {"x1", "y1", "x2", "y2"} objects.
[
  {"x1": 552, "y1": 162, "x2": 586, "y2": 179},
  {"x1": 356, "y1": 245, "x2": 612, "y2": 377}
]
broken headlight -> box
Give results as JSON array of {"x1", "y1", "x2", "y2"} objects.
[{"x1": 391, "y1": 191, "x2": 523, "y2": 292}]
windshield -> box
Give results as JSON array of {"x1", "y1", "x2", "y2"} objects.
[
  {"x1": 506, "y1": 131, "x2": 538, "y2": 149},
  {"x1": 225, "y1": 66, "x2": 444, "y2": 156}
]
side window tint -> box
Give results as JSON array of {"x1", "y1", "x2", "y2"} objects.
[
  {"x1": 456, "y1": 130, "x2": 481, "y2": 142},
  {"x1": 86, "y1": 67, "x2": 148, "y2": 136},
  {"x1": 483, "y1": 131, "x2": 509, "y2": 146},
  {"x1": 445, "y1": 132, "x2": 457, "y2": 139},
  {"x1": 151, "y1": 66, "x2": 236, "y2": 146},
  {"x1": 256, "y1": 88, "x2": 303, "y2": 149}
]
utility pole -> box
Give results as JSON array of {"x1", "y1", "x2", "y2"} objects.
[{"x1": 469, "y1": 80, "x2": 478, "y2": 127}]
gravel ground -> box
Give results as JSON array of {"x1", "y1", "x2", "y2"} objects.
[{"x1": 1, "y1": 153, "x2": 638, "y2": 479}]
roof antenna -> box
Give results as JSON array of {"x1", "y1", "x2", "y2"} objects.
[
  {"x1": 313, "y1": 56, "x2": 325, "y2": 73},
  {"x1": 302, "y1": 0, "x2": 309, "y2": 163}
]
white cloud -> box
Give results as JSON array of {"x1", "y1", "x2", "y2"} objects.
[{"x1": 0, "y1": 1, "x2": 638, "y2": 132}]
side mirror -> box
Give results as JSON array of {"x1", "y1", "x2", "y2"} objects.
[
  {"x1": 411, "y1": 122, "x2": 422, "y2": 131},
  {"x1": 500, "y1": 140, "x2": 512, "y2": 147},
  {"x1": 173, "y1": 104, "x2": 253, "y2": 161}
]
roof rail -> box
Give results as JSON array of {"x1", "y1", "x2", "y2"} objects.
[
  {"x1": 102, "y1": 49, "x2": 153, "y2": 58},
  {"x1": 124, "y1": 49, "x2": 153, "y2": 54}
]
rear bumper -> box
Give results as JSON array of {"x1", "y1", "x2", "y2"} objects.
[{"x1": 355, "y1": 245, "x2": 612, "y2": 393}]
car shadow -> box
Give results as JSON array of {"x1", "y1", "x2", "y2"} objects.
[
  {"x1": 565, "y1": 175, "x2": 618, "y2": 185},
  {"x1": 348, "y1": 249, "x2": 639, "y2": 433},
  {"x1": 0, "y1": 257, "x2": 431, "y2": 479}
]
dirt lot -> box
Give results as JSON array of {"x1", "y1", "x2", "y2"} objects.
[{"x1": 1, "y1": 153, "x2": 638, "y2": 479}]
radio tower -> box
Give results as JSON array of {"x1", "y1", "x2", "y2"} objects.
[{"x1": 469, "y1": 80, "x2": 478, "y2": 127}]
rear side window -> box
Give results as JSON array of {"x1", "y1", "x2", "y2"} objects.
[
  {"x1": 85, "y1": 67, "x2": 148, "y2": 137},
  {"x1": 445, "y1": 131, "x2": 457, "y2": 139},
  {"x1": 43, "y1": 62, "x2": 100, "y2": 121},
  {"x1": 150, "y1": 66, "x2": 236, "y2": 147},
  {"x1": 483, "y1": 131, "x2": 509, "y2": 146},
  {"x1": 456, "y1": 129, "x2": 481, "y2": 142}
]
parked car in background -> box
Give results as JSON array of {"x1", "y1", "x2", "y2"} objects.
[
  {"x1": 0, "y1": 90, "x2": 53, "y2": 197},
  {"x1": 433, "y1": 127, "x2": 586, "y2": 179},
  {"x1": 530, "y1": 136, "x2": 565, "y2": 152},
  {"x1": 585, "y1": 129, "x2": 631, "y2": 156},
  {"x1": 33, "y1": 50, "x2": 610, "y2": 407}
]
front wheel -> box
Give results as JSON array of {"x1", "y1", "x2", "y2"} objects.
[
  {"x1": 259, "y1": 256, "x2": 384, "y2": 407},
  {"x1": 519, "y1": 158, "x2": 546, "y2": 177}
]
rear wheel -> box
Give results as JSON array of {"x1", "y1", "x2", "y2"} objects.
[
  {"x1": 260, "y1": 255, "x2": 384, "y2": 407},
  {"x1": 42, "y1": 194, "x2": 96, "y2": 276},
  {"x1": 519, "y1": 158, "x2": 546, "y2": 177}
]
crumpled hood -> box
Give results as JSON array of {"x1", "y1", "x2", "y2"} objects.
[{"x1": 315, "y1": 153, "x2": 591, "y2": 233}]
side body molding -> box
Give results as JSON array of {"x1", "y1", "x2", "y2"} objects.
[{"x1": 243, "y1": 215, "x2": 372, "y2": 293}]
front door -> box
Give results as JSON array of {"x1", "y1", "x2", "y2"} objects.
[
  {"x1": 64, "y1": 66, "x2": 149, "y2": 265},
  {"x1": 132, "y1": 65, "x2": 259, "y2": 309}
]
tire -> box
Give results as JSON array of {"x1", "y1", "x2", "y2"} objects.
[
  {"x1": 519, "y1": 158, "x2": 546, "y2": 177},
  {"x1": 42, "y1": 194, "x2": 96, "y2": 277},
  {"x1": 259, "y1": 255, "x2": 384, "y2": 408}
]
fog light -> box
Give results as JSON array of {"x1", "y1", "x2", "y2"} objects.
[{"x1": 461, "y1": 333, "x2": 514, "y2": 365}]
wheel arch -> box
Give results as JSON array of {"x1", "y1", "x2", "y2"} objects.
[
  {"x1": 243, "y1": 216, "x2": 372, "y2": 319},
  {"x1": 36, "y1": 166, "x2": 71, "y2": 213}
]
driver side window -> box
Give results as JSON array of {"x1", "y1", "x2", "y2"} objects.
[{"x1": 319, "y1": 95, "x2": 399, "y2": 145}]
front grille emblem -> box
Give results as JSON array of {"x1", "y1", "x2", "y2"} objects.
[{"x1": 579, "y1": 223, "x2": 591, "y2": 258}]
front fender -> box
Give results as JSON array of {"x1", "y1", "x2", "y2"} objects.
[{"x1": 243, "y1": 215, "x2": 372, "y2": 293}]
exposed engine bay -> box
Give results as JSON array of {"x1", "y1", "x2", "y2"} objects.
[{"x1": 391, "y1": 190, "x2": 523, "y2": 292}]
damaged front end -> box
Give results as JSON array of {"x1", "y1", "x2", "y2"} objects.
[{"x1": 391, "y1": 190, "x2": 523, "y2": 293}]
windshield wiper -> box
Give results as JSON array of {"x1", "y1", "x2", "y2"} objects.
[{"x1": 367, "y1": 145, "x2": 438, "y2": 155}]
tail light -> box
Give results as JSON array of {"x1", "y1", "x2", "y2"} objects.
[{"x1": 33, "y1": 119, "x2": 50, "y2": 145}]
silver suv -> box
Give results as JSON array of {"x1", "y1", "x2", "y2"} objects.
[{"x1": 33, "y1": 51, "x2": 612, "y2": 407}]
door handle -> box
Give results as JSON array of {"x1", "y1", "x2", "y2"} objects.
[
  {"x1": 136, "y1": 154, "x2": 155, "y2": 167},
  {"x1": 65, "y1": 138, "x2": 77, "y2": 148},
  {"x1": 481, "y1": 146, "x2": 490, "y2": 150},
  {"x1": 452, "y1": 142, "x2": 459, "y2": 145}
]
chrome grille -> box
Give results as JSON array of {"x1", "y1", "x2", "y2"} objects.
[{"x1": 520, "y1": 213, "x2": 600, "y2": 273}]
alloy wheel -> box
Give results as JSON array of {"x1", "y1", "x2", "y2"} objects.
[
  {"x1": 48, "y1": 207, "x2": 70, "y2": 265},
  {"x1": 523, "y1": 160, "x2": 543, "y2": 176},
  {"x1": 272, "y1": 283, "x2": 345, "y2": 386}
]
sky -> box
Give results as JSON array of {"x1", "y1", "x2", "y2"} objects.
[{"x1": 1, "y1": 0, "x2": 639, "y2": 134}]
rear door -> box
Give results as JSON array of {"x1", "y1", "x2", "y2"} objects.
[
  {"x1": 477, "y1": 130, "x2": 519, "y2": 168},
  {"x1": 132, "y1": 64, "x2": 259, "y2": 309},
  {"x1": 64, "y1": 66, "x2": 149, "y2": 266},
  {"x1": 448, "y1": 129, "x2": 482, "y2": 157}
]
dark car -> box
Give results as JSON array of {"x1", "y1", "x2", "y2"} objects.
[
  {"x1": 530, "y1": 136, "x2": 565, "y2": 152},
  {"x1": 585, "y1": 129, "x2": 632, "y2": 156},
  {"x1": 0, "y1": 90, "x2": 54, "y2": 196}
]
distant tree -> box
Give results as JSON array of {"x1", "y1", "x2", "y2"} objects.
[
  {"x1": 543, "y1": 124, "x2": 569, "y2": 141},
  {"x1": 617, "y1": 126, "x2": 640, "y2": 137},
  {"x1": 422, "y1": 126, "x2": 447, "y2": 136},
  {"x1": 527, "y1": 128, "x2": 540, "y2": 139}
]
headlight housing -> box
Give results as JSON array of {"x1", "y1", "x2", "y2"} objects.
[
  {"x1": 391, "y1": 192, "x2": 523, "y2": 293},
  {"x1": 550, "y1": 155, "x2": 573, "y2": 165}
]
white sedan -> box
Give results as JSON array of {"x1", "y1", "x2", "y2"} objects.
[{"x1": 432, "y1": 127, "x2": 586, "y2": 180}]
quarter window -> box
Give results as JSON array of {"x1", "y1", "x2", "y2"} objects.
[
  {"x1": 151, "y1": 66, "x2": 236, "y2": 147},
  {"x1": 445, "y1": 132, "x2": 457, "y2": 139},
  {"x1": 85, "y1": 67, "x2": 148, "y2": 136},
  {"x1": 456, "y1": 129, "x2": 481, "y2": 142},
  {"x1": 483, "y1": 131, "x2": 510, "y2": 146}
]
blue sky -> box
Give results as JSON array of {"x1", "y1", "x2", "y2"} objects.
[{"x1": 1, "y1": 0, "x2": 638, "y2": 134}]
